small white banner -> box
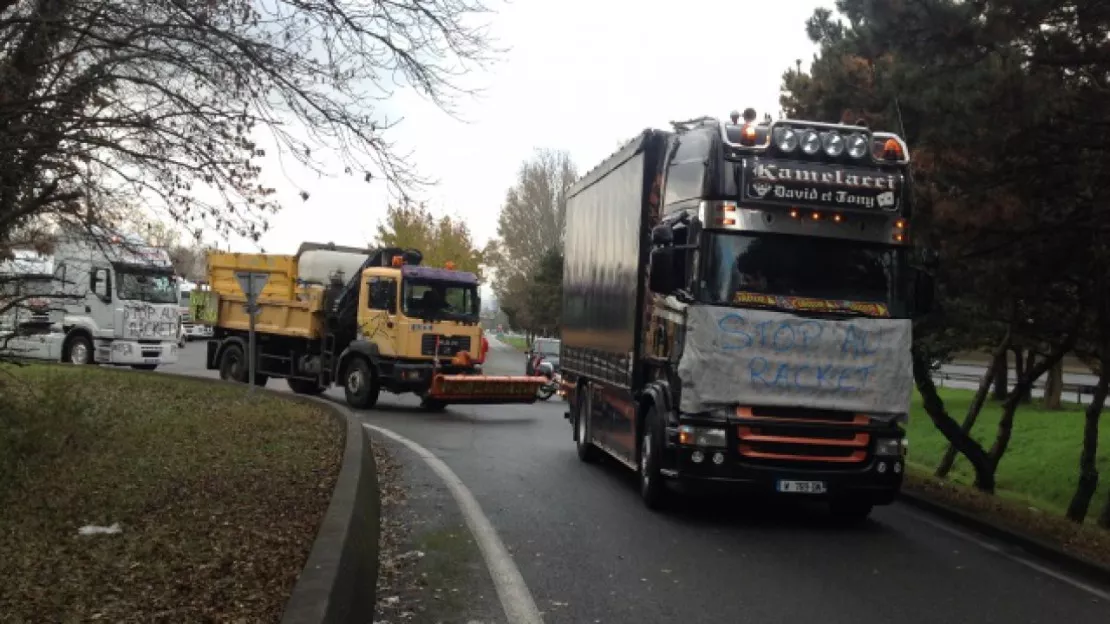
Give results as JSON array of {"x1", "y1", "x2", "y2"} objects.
[{"x1": 677, "y1": 305, "x2": 914, "y2": 415}]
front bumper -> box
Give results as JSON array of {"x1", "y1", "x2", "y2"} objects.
[
  {"x1": 95, "y1": 339, "x2": 180, "y2": 365},
  {"x1": 182, "y1": 324, "x2": 213, "y2": 338},
  {"x1": 660, "y1": 420, "x2": 905, "y2": 504}
]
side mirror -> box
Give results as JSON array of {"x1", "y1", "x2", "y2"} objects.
[
  {"x1": 649, "y1": 248, "x2": 676, "y2": 294},
  {"x1": 650, "y1": 224, "x2": 674, "y2": 246},
  {"x1": 914, "y1": 269, "x2": 935, "y2": 316}
]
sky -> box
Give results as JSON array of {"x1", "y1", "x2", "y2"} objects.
[{"x1": 199, "y1": 0, "x2": 832, "y2": 294}]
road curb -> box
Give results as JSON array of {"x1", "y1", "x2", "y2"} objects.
[
  {"x1": 899, "y1": 488, "x2": 1110, "y2": 587},
  {"x1": 280, "y1": 396, "x2": 380, "y2": 624},
  {"x1": 149, "y1": 372, "x2": 380, "y2": 624}
]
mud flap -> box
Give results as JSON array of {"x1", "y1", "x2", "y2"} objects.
[{"x1": 427, "y1": 374, "x2": 550, "y2": 405}]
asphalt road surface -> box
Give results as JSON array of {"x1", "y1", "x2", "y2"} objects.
[{"x1": 164, "y1": 339, "x2": 1110, "y2": 624}]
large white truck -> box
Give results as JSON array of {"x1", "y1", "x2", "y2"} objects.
[{"x1": 0, "y1": 226, "x2": 181, "y2": 369}]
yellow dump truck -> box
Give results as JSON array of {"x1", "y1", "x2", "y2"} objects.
[{"x1": 193, "y1": 243, "x2": 547, "y2": 410}]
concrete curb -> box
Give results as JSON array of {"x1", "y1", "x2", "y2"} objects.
[
  {"x1": 899, "y1": 489, "x2": 1110, "y2": 587},
  {"x1": 281, "y1": 397, "x2": 380, "y2": 624},
  {"x1": 139, "y1": 371, "x2": 381, "y2": 624}
]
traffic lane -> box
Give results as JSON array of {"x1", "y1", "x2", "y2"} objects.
[
  {"x1": 352, "y1": 346, "x2": 1110, "y2": 623},
  {"x1": 161, "y1": 339, "x2": 217, "y2": 378}
]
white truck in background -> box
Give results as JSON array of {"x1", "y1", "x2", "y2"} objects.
[
  {"x1": 0, "y1": 225, "x2": 181, "y2": 369},
  {"x1": 177, "y1": 278, "x2": 213, "y2": 343}
]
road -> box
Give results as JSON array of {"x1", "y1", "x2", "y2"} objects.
[{"x1": 164, "y1": 340, "x2": 1110, "y2": 623}]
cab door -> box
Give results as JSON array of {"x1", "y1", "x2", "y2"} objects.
[{"x1": 358, "y1": 276, "x2": 399, "y2": 356}]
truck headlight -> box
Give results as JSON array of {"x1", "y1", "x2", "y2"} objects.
[
  {"x1": 112, "y1": 343, "x2": 133, "y2": 355},
  {"x1": 875, "y1": 438, "x2": 906, "y2": 457},
  {"x1": 678, "y1": 425, "x2": 728, "y2": 448}
]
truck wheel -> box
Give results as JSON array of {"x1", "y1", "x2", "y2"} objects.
[
  {"x1": 344, "y1": 358, "x2": 379, "y2": 409},
  {"x1": 829, "y1": 497, "x2": 874, "y2": 524},
  {"x1": 65, "y1": 335, "x2": 94, "y2": 365},
  {"x1": 219, "y1": 343, "x2": 247, "y2": 382},
  {"x1": 287, "y1": 378, "x2": 324, "y2": 395},
  {"x1": 575, "y1": 385, "x2": 598, "y2": 463},
  {"x1": 639, "y1": 404, "x2": 671, "y2": 510},
  {"x1": 420, "y1": 396, "x2": 448, "y2": 412}
]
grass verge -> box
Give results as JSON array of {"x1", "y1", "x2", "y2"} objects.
[
  {"x1": 905, "y1": 386, "x2": 1110, "y2": 565},
  {"x1": 499, "y1": 335, "x2": 528, "y2": 351},
  {"x1": 0, "y1": 364, "x2": 344, "y2": 623}
]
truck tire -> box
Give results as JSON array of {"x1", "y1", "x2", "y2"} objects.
[
  {"x1": 219, "y1": 343, "x2": 247, "y2": 382},
  {"x1": 639, "y1": 404, "x2": 671, "y2": 510},
  {"x1": 64, "y1": 334, "x2": 94, "y2": 366},
  {"x1": 420, "y1": 396, "x2": 448, "y2": 412},
  {"x1": 575, "y1": 384, "x2": 598, "y2": 463},
  {"x1": 287, "y1": 378, "x2": 325, "y2": 395},
  {"x1": 344, "y1": 357, "x2": 380, "y2": 409}
]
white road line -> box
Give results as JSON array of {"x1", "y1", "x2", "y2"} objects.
[
  {"x1": 363, "y1": 423, "x2": 544, "y2": 623},
  {"x1": 904, "y1": 506, "x2": 1110, "y2": 602}
]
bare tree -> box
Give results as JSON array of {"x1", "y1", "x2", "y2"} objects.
[
  {"x1": 0, "y1": 0, "x2": 500, "y2": 258},
  {"x1": 486, "y1": 148, "x2": 575, "y2": 310}
]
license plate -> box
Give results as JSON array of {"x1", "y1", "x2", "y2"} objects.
[
  {"x1": 143, "y1": 358, "x2": 159, "y2": 364},
  {"x1": 776, "y1": 480, "x2": 827, "y2": 494}
]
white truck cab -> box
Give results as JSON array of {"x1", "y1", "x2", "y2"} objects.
[
  {"x1": 0, "y1": 226, "x2": 181, "y2": 369},
  {"x1": 177, "y1": 278, "x2": 213, "y2": 342}
]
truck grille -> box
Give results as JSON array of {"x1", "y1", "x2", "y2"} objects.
[
  {"x1": 420, "y1": 334, "x2": 472, "y2": 357},
  {"x1": 735, "y1": 406, "x2": 870, "y2": 469}
]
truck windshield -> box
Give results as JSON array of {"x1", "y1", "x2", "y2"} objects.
[
  {"x1": 116, "y1": 269, "x2": 178, "y2": 304},
  {"x1": 402, "y1": 279, "x2": 479, "y2": 320},
  {"x1": 702, "y1": 232, "x2": 896, "y2": 313}
]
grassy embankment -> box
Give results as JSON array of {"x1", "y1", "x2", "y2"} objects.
[
  {"x1": 904, "y1": 387, "x2": 1110, "y2": 565},
  {"x1": 0, "y1": 364, "x2": 345, "y2": 623},
  {"x1": 498, "y1": 335, "x2": 529, "y2": 351}
]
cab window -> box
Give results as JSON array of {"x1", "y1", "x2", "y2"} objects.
[{"x1": 368, "y1": 277, "x2": 397, "y2": 312}]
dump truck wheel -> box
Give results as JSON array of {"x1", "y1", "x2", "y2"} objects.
[
  {"x1": 287, "y1": 378, "x2": 324, "y2": 395},
  {"x1": 344, "y1": 357, "x2": 379, "y2": 409},
  {"x1": 219, "y1": 343, "x2": 247, "y2": 382},
  {"x1": 639, "y1": 404, "x2": 671, "y2": 511},
  {"x1": 420, "y1": 396, "x2": 448, "y2": 412}
]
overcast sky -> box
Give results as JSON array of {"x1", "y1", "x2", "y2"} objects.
[{"x1": 207, "y1": 0, "x2": 830, "y2": 291}]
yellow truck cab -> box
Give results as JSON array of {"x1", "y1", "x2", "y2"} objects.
[{"x1": 197, "y1": 244, "x2": 544, "y2": 410}]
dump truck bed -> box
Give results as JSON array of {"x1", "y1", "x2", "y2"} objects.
[{"x1": 202, "y1": 251, "x2": 327, "y2": 339}]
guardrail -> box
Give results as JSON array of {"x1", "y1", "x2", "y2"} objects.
[{"x1": 934, "y1": 370, "x2": 1099, "y2": 404}]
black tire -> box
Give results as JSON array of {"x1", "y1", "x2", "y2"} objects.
[
  {"x1": 537, "y1": 385, "x2": 556, "y2": 401},
  {"x1": 287, "y1": 378, "x2": 325, "y2": 395},
  {"x1": 829, "y1": 498, "x2": 874, "y2": 524},
  {"x1": 343, "y1": 357, "x2": 379, "y2": 409},
  {"x1": 639, "y1": 404, "x2": 671, "y2": 510},
  {"x1": 420, "y1": 396, "x2": 448, "y2": 412},
  {"x1": 575, "y1": 384, "x2": 598, "y2": 463},
  {"x1": 218, "y1": 343, "x2": 247, "y2": 382},
  {"x1": 131, "y1": 364, "x2": 158, "y2": 371},
  {"x1": 64, "y1": 334, "x2": 95, "y2": 366}
]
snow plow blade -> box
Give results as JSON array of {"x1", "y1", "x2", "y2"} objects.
[{"x1": 428, "y1": 374, "x2": 550, "y2": 405}]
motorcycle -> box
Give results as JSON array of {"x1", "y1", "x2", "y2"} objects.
[{"x1": 536, "y1": 360, "x2": 560, "y2": 401}]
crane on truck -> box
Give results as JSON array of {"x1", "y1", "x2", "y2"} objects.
[
  {"x1": 561, "y1": 111, "x2": 935, "y2": 519},
  {"x1": 193, "y1": 243, "x2": 547, "y2": 410}
]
